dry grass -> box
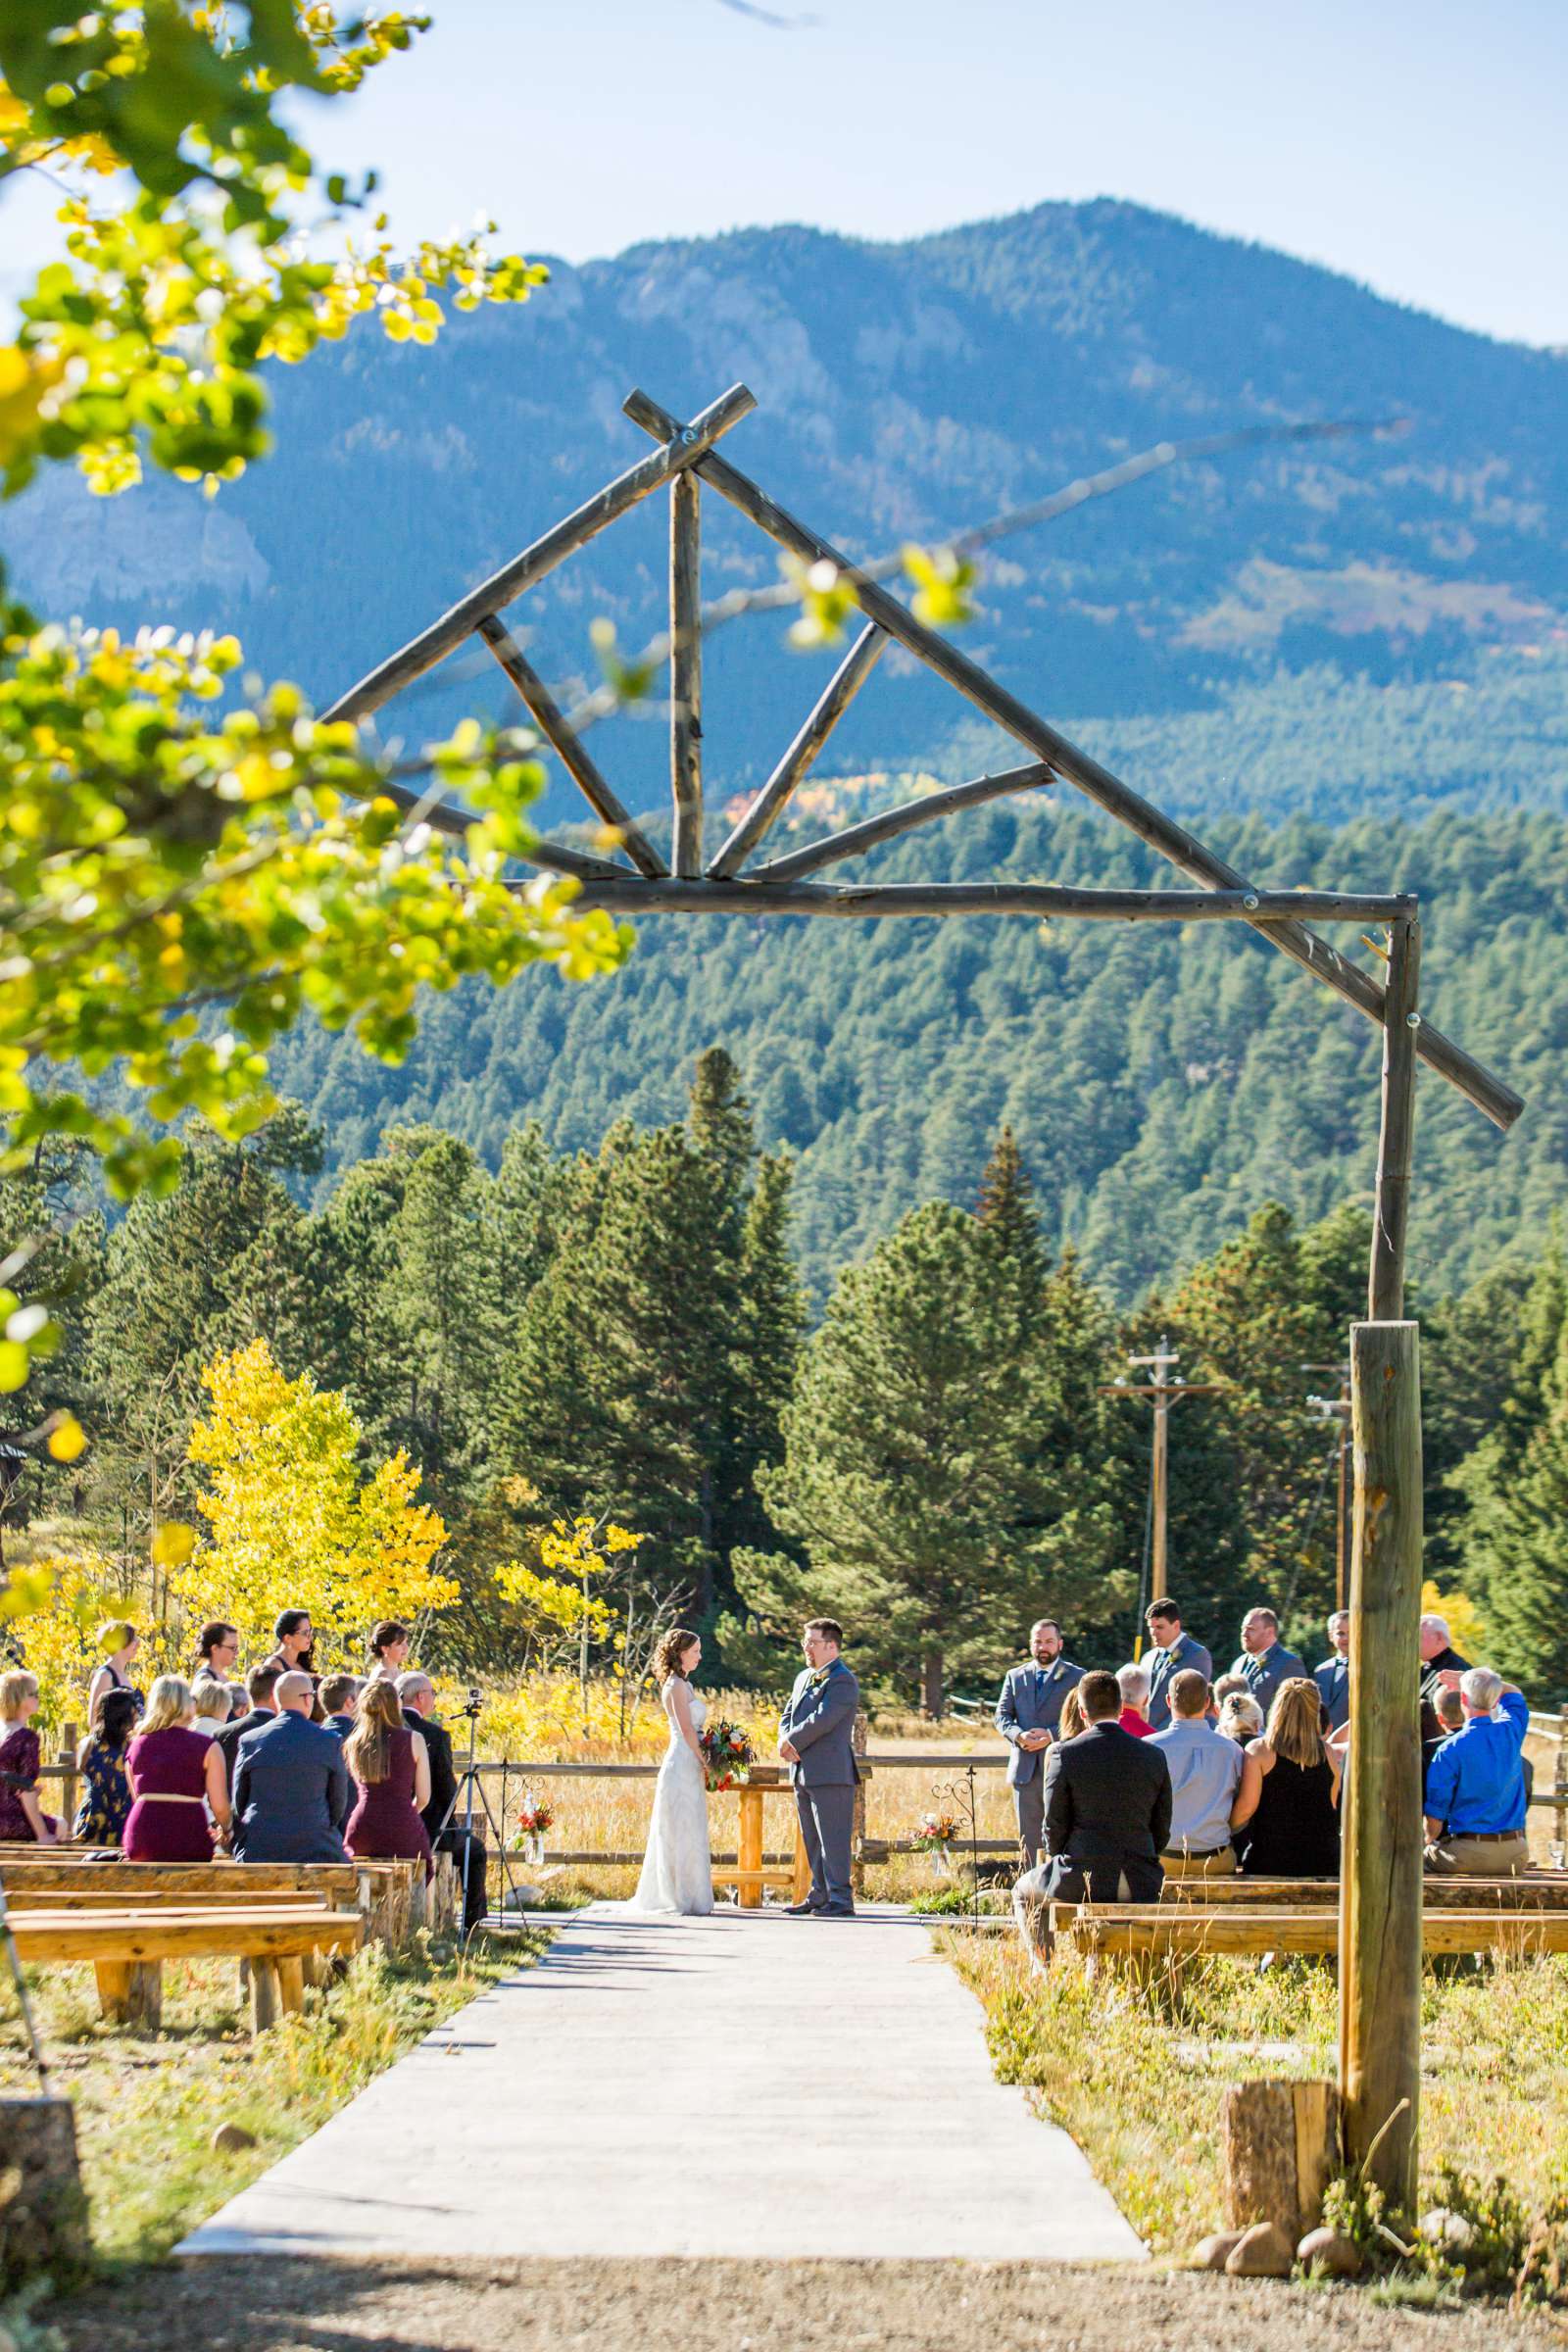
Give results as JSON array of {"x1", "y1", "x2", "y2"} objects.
[{"x1": 945, "y1": 1932, "x2": 1568, "y2": 2262}]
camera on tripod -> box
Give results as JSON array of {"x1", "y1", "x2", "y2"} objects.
[{"x1": 452, "y1": 1685, "x2": 483, "y2": 1721}]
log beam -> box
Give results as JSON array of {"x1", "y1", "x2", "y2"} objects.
[
  {"x1": 1340, "y1": 1317, "x2": 1424, "y2": 2213},
  {"x1": 1369, "y1": 916, "x2": 1421, "y2": 1321},
  {"x1": 477, "y1": 616, "x2": 667, "y2": 878},
  {"x1": 670, "y1": 472, "x2": 704, "y2": 875},
  {"x1": 707, "y1": 622, "x2": 885, "y2": 876},
  {"x1": 551, "y1": 879, "x2": 1420, "y2": 924},
  {"x1": 750, "y1": 761, "x2": 1054, "y2": 885},
  {"x1": 321, "y1": 380, "x2": 757, "y2": 725},
  {"x1": 622, "y1": 388, "x2": 1522, "y2": 1133}
]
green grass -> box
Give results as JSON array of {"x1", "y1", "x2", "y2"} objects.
[
  {"x1": 0, "y1": 1930, "x2": 544, "y2": 2269},
  {"x1": 946, "y1": 1936, "x2": 1568, "y2": 2278}
]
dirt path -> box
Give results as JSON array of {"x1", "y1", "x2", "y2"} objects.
[{"x1": 51, "y1": 2255, "x2": 1557, "y2": 2352}]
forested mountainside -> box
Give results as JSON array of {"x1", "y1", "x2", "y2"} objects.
[
  {"x1": 269, "y1": 795, "x2": 1565, "y2": 1308},
  {"x1": 8, "y1": 198, "x2": 1566, "y2": 830}
]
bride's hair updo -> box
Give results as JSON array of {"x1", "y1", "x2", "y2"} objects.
[{"x1": 653, "y1": 1627, "x2": 699, "y2": 1685}]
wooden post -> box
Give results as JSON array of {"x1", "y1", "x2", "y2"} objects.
[
  {"x1": 0, "y1": 2097, "x2": 90, "y2": 2283},
  {"x1": 1340, "y1": 1318, "x2": 1424, "y2": 2212},
  {"x1": 57, "y1": 1721, "x2": 78, "y2": 1833},
  {"x1": 1369, "y1": 917, "x2": 1421, "y2": 1322},
  {"x1": 250, "y1": 1958, "x2": 282, "y2": 2033},
  {"x1": 736, "y1": 1786, "x2": 764, "y2": 1910},
  {"x1": 1222, "y1": 2079, "x2": 1342, "y2": 2244},
  {"x1": 851, "y1": 1710, "x2": 869, "y2": 1897},
  {"x1": 670, "y1": 471, "x2": 703, "y2": 876},
  {"x1": 1152, "y1": 1372, "x2": 1170, "y2": 1593},
  {"x1": 1553, "y1": 1704, "x2": 1568, "y2": 1867}
]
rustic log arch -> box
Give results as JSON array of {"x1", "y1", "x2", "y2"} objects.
[{"x1": 325, "y1": 383, "x2": 1524, "y2": 2208}]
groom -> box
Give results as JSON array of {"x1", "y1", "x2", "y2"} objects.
[{"x1": 778, "y1": 1617, "x2": 860, "y2": 1918}]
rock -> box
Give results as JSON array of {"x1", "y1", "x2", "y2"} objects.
[
  {"x1": 1191, "y1": 2229, "x2": 1246, "y2": 2271},
  {"x1": 501, "y1": 1884, "x2": 545, "y2": 1911},
  {"x1": 210, "y1": 2121, "x2": 257, "y2": 2155},
  {"x1": 1419, "y1": 2205, "x2": 1476, "y2": 2254},
  {"x1": 1297, "y1": 2225, "x2": 1363, "y2": 2277},
  {"x1": 1224, "y1": 2219, "x2": 1296, "y2": 2278}
]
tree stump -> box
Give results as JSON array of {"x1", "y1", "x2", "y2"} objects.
[
  {"x1": 0, "y1": 2096, "x2": 90, "y2": 2289},
  {"x1": 1222, "y1": 2079, "x2": 1341, "y2": 2246}
]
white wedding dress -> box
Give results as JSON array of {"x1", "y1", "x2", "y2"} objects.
[{"x1": 633, "y1": 1680, "x2": 713, "y2": 1915}]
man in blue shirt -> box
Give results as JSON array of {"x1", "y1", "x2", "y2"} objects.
[
  {"x1": 1423, "y1": 1667, "x2": 1531, "y2": 1878},
  {"x1": 1228, "y1": 1607, "x2": 1307, "y2": 1720},
  {"x1": 1313, "y1": 1611, "x2": 1351, "y2": 1733},
  {"x1": 996, "y1": 1619, "x2": 1084, "y2": 1867},
  {"x1": 1151, "y1": 1670, "x2": 1260, "y2": 1877},
  {"x1": 1143, "y1": 1600, "x2": 1211, "y2": 1732}
]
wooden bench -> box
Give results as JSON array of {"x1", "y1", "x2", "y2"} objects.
[
  {"x1": 0, "y1": 1855, "x2": 435, "y2": 1944},
  {"x1": 1156, "y1": 1873, "x2": 1568, "y2": 1907},
  {"x1": 1059, "y1": 1904, "x2": 1568, "y2": 1964},
  {"x1": 9, "y1": 1905, "x2": 365, "y2": 2032}
]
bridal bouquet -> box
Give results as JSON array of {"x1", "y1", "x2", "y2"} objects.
[
  {"x1": 912, "y1": 1810, "x2": 961, "y2": 1853},
  {"x1": 700, "y1": 1719, "x2": 755, "y2": 1791}
]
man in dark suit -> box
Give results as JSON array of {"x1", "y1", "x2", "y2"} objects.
[
  {"x1": 1419, "y1": 1614, "x2": 1471, "y2": 1785},
  {"x1": 1036, "y1": 1669, "x2": 1172, "y2": 1904},
  {"x1": 399, "y1": 1673, "x2": 488, "y2": 1936},
  {"x1": 995, "y1": 1619, "x2": 1085, "y2": 1866},
  {"x1": 1313, "y1": 1611, "x2": 1351, "y2": 1733},
  {"x1": 1144, "y1": 1600, "x2": 1213, "y2": 1731},
  {"x1": 215, "y1": 1662, "x2": 280, "y2": 1795},
  {"x1": 231, "y1": 1672, "x2": 351, "y2": 1862}
]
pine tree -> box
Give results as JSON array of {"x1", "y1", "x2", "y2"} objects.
[
  {"x1": 1456, "y1": 1311, "x2": 1568, "y2": 1697},
  {"x1": 976, "y1": 1126, "x2": 1048, "y2": 1343}
]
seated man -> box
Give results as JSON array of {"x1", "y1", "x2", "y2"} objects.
[
  {"x1": 214, "y1": 1662, "x2": 279, "y2": 1795},
  {"x1": 1151, "y1": 1668, "x2": 1260, "y2": 1877},
  {"x1": 231, "y1": 1670, "x2": 351, "y2": 1863},
  {"x1": 1025, "y1": 1669, "x2": 1172, "y2": 1905},
  {"x1": 319, "y1": 1674, "x2": 361, "y2": 1740},
  {"x1": 1423, "y1": 1666, "x2": 1531, "y2": 1879},
  {"x1": 398, "y1": 1672, "x2": 489, "y2": 1936}
]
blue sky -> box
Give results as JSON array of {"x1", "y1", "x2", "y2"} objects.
[{"x1": 4, "y1": 0, "x2": 1565, "y2": 345}]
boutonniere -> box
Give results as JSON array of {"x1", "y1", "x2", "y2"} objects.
[{"x1": 810, "y1": 1666, "x2": 831, "y2": 1689}]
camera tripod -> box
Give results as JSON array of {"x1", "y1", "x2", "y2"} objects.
[{"x1": 430, "y1": 1689, "x2": 539, "y2": 1936}]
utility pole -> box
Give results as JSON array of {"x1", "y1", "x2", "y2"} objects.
[
  {"x1": 1305, "y1": 1360, "x2": 1352, "y2": 1613},
  {"x1": 1102, "y1": 1339, "x2": 1223, "y2": 1645}
]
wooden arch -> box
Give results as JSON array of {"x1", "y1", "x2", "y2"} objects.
[{"x1": 325, "y1": 383, "x2": 1528, "y2": 2207}]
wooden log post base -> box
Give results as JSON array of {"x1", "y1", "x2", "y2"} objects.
[
  {"x1": 1222, "y1": 2079, "x2": 1342, "y2": 2246},
  {"x1": 1340, "y1": 1318, "x2": 1425, "y2": 2212},
  {"x1": 0, "y1": 2096, "x2": 91, "y2": 2286}
]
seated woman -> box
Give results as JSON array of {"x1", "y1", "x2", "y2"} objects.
[
  {"x1": 1217, "y1": 1692, "x2": 1264, "y2": 1745},
  {"x1": 74, "y1": 1686, "x2": 141, "y2": 1845},
  {"x1": 343, "y1": 1679, "x2": 432, "y2": 1879},
  {"x1": 0, "y1": 1669, "x2": 62, "y2": 1844},
  {"x1": 123, "y1": 1675, "x2": 232, "y2": 1862},
  {"x1": 192, "y1": 1678, "x2": 233, "y2": 1735},
  {"x1": 1055, "y1": 1684, "x2": 1088, "y2": 1744},
  {"x1": 1115, "y1": 1661, "x2": 1152, "y2": 1736},
  {"x1": 1237, "y1": 1677, "x2": 1342, "y2": 1877}
]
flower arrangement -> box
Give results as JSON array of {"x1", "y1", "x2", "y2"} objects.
[
  {"x1": 700, "y1": 1719, "x2": 756, "y2": 1790},
  {"x1": 512, "y1": 1796, "x2": 554, "y2": 1839},
  {"x1": 912, "y1": 1810, "x2": 961, "y2": 1853}
]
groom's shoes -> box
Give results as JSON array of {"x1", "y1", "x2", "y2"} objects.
[{"x1": 783, "y1": 1899, "x2": 826, "y2": 1916}]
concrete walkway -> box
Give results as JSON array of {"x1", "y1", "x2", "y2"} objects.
[{"x1": 179, "y1": 1903, "x2": 1144, "y2": 2263}]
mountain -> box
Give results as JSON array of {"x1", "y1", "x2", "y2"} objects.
[{"x1": 8, "y1": 199, "x2": 1568, "y2": 833}]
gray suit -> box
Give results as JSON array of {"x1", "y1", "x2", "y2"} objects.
[
  {"x1": 1313, "y1": 1654, "x2": 1350, "y2": 1732},
  {"x1": 995, "y1": 1657, "x2": 1085, "y2": 1865},
  {"x1": 779, "y1": 1658, "x2": 860, "y2": 1913},
  {"x1": 1229, "y1": 1642, "x2": 1307, "y2": 1719},
  {"x1": 1145, "y1": 1632, "x2": 1213, "y2": 1730},
  {"x1": 232, "y1": 1708, "x2": 351, "y2": 1864}
]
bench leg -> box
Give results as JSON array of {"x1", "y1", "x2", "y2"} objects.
[
  {"x1": 275, "y1": 1956, "x2": 306, "y2": 2015},
  {"x1": 251, "y1": 1958, "x2": 282, "y2": 2033},
  {"x1": 94, "y1": 1960, "x2": 132, "y2": 2024},
  {"x1": 125, "y1": 1961, "x2": 163, "y2": 2034},
  {"x1": 408, "y1": 1871, "x2": 429, "y2": 1936}
]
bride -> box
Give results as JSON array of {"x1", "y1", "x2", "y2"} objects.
[{"x1": 632, "y1": 1626, "x2": 713, "y2": 1915}]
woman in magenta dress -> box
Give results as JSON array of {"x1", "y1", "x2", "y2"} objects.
[
  {"x1": 343, "y1": 1678, "x2": 432, "y2": 1879},
  {"x1": 0, "y1": 1670, "x2": 61, "y2": 1843},
  {"x1": 123, "y1": 1675, "x2": 232, "y2": 1862}
]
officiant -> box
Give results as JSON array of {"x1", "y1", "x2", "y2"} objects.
[{"x1": 995, "y1": 1619, "x2": 1085, "y2": 1868}]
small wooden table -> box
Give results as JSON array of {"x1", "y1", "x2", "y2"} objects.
[{"x1": 710, "y1": 1764, "x2": 811, "y2": 1909}]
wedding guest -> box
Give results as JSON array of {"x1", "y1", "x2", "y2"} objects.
[
  {"x1": 368, "y1": 1621, "x2": 411, "y2": 1680},
  {"x1": 400, "y1": 1671, "x2": 488, "y2": 1935},
  {"x1": 86, "y1": 1620, "x2": 142, "y2": 1727},
  {"x1": 1143, "y1": 1600, "x2": 1212, "y2": 1730},
  {"x1": 1115, "y1": 1662, "x2": 1152, "y2": 1737},
  {"x1": 1218, "y1": 1692, "x2": 1264, "y2": 1745},
  {"x1": 1057, "y1": 1685, "x2": 1088, "y2": 1743},
  {"x1": 1313, "y1": 1610, "x2": 1351, "y2": 1733},
  {"x1": 1435, "y1": 1687, "x2": 1465, "y2": 1737},
  {"x1": 191, "y1": 1620, "x2": 239, "y2": 1693},
  {"x1": 1228, "y1": 1608, "x2": 1307, "y2": 1717},
  {"x1": 1211, "y1": 1673, "x2": 1250, "y2": 1709},
  {"x1": 215, "y1": 1662, "x2": 281, "y2": 1793},
  {"x1": 74, "y1": 1687, "x2": 140, "y2": 1845},
  {"x1": 1423, "y1": 1667, "x2": 1531, "y2": 1879},
  {"x1": 1419, "y1": 1615, "x2": 1471, "y2": 1784},
  {"x1": 1027, "y1": 1670, "x2": 1172, "y2": 1904},
  {"x1": 1152, "y1": 1670, "x2": 1260, "y2": 1877},
  {"x1": 0, "y1": 1669, "x2": 61, "y2": 1843},
  {"x1": 193, "y1": 1678, "x2": 232, "y2": 1733},
  {"x1": 319, "y1": 1675, "x2": 361, "y2": 1739},
  {"x1": 996, "y1": 1619, "x2": 1085, "y2": 1867},
  {"x1": 261, "y1": 1609, "x2": 317, "y2": 1682},
  {"x1": 344, "y1": 1679, "x2": 432, "y2": 1880},
  {"x1": 231, "y1": 1671, "x2": 350, "y2": 1863},
  {"x1": 1238, "y1": 1678, "x2": 1341, "y2": 1878},
  {"x1": 123, "y1": 1675, "x2": 230, "y2": 1861}
]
